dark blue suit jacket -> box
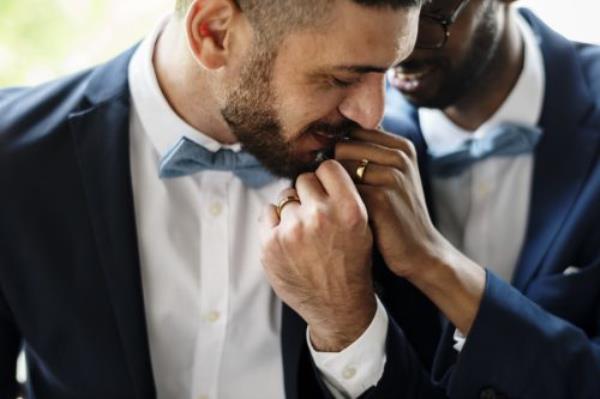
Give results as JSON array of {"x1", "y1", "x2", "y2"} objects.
[
  {"x1": 0, "y1": 46, "x2": 443, "y2": 399},
  {"x1": 383, "y1": 10, "x2": 600, "y2": 399}
]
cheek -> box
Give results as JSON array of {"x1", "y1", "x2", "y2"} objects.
[{"x1": 277, "y1": 89, "x2": 345, "y2": 138}]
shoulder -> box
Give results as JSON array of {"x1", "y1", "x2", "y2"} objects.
[
  {"x1": 575, "y1": 43, "x2": 600, "y2": 107},
  {"x1": 0, "y1": 68, "x2": 95, "y2": 156},
  {"x1": 0, "y1": 44, "x2": 137, "y2": 159}
]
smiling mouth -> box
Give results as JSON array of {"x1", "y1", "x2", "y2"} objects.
[
  {"x1": 397, "y1": 67, "x2": 433, "y2": 80},
  {"x1": 390, "y1": 65, "x2": 436, "y2": 92}
]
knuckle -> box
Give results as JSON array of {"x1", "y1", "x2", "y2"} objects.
[
  {"x1": 391, "y1": 148, "x2": 404, "y2": 162},
  {"x1": 341, "y1": 202, "x2": 367, "y2": 228},
  {"x1": 382, "y1": 168, "x2": 401, "y2": 186},
  {"x1": 371, "y1": 188, "x2": 389, "y2": 204},
  {"x1": 282, "y1": 220, "x2": 304, "y2": 243},
  {"x1": 403, "y1": 139, "x2": 417, "y2": 159},
  {"x1": 308, "y1": 206, "x2": 330, "y2": 229},
  {"x1": 318, "y1": 159, "x2": 341, "y2": 174},
  {"x1": 389, "y1": 149, "x2": 407, "y2": 168},
  {"x1": 296, "y1": 172, "x2": 315, "y2": 185}
]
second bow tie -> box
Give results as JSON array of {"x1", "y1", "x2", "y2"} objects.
[{"x1": 429, "y1": 122, "x2": 542, "y2": 178}]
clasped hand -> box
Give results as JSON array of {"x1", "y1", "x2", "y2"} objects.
[{"x1": 260, "y1": 129, "x2": 449, "y2": 351}]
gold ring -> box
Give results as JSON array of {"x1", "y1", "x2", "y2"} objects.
[
  {"x1": 356, "y1": 159, "x2": 370, "y2": 182},
  {"x1": 276, "y1": 195, "x2": 301, "y2": 218}
]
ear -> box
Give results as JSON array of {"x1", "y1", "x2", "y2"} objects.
[{"x1": 185, "y1": 0, "x2": 239, "y2": 70}]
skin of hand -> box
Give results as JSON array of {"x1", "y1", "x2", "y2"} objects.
[
  {"x1": 335, "y1": 129, "x2": 486, "y2": 335},
  {"x1": 260, "y1": 160, "x2": 377, "y2": 352}
]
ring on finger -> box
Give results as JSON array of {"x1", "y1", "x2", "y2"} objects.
[
  {"x1": 356, "y1": 158, "x2": 370, "y2": 182},
  {"x1": 276, "y1": 195, "x2": 301, "y2": 218}
]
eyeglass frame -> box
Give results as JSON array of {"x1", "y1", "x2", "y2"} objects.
[{"x1": 417, "y1": 0, "x2": 471, "y2": 50}]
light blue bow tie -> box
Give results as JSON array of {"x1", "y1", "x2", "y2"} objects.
[
  {"x1": 159, "y1": 137, "x2": 276, "y2": 188},
  {"x1": 429, "y1": 123, "x2": 542, "y2": 178}
]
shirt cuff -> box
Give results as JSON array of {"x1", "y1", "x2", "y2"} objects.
[
  {"x1": 307, "y1": 296, "x2": 388, "y2": 399},
  {"x1": 453, "y1": 328, "x2": 467, "y2": 352}
]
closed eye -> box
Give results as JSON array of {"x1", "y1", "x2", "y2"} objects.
[{"x1": 330, "y1": 77, "x2": 360, "y2": 88}]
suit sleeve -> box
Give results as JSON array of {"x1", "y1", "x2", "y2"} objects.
[
  {"x1": 356, "y1": 317, "x2": 448, "y2": 399},
  {"x1": 0, "y1": 287, "x2": 20, "y2": 399},
  {"x1": 433, "y1": 269, "x2": 600, "y2": 399},
  {"x1": 310, "y1": 315, "x2": 448, "y2": 399}
]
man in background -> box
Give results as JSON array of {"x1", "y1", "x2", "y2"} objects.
[
  {"x1": 379, "y1": 0, "x2": 600, "y2": 397},
  {"x1": 0, "y1": 0, "x2": 444, "y2": 398}
]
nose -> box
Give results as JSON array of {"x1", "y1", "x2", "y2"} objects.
[{"x1": 338, "y1": 73, "x2": 385, "y2": 130}]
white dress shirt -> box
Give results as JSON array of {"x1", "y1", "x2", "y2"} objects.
[
  {"x1": 128, "y1": 16, "x2": 387, "y2": 399},
  {"x1": 418, "y1": 12, "x2": 545, "y2": 349}
]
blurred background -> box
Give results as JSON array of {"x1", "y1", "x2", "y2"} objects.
[{"x1": 0, "y1": 0, "x2": 598, "y2": 87}]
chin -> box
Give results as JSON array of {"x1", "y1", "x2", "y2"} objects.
[{"x1": 402, "y1": 88, "x2": 458, "y2": 110}]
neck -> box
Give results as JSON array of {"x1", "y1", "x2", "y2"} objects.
[
  {"x1": 153, "y1": 17, "x2": 238, "y2": 144},
  {"x1": 444, "y1": 8, "x2": 524, "y2": 131}
]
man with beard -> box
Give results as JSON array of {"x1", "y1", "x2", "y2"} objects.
[
  {"x1": 0, "y1": 0, "x2": 449, "y2": 398},
  {"x1": 376, "y1": 0, "x2": 600, "y2": 397}
]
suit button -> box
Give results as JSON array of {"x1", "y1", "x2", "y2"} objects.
[{"x1": 480, "y1": 388, "x2": 497, "y2": 399}]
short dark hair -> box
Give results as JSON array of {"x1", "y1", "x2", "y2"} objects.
[
  {"x1": 175, "y1": 0, "x2": 422, "y2": 15},
  {"x1": 175, "y1": 0, "x2": 422, "y2": 46}
]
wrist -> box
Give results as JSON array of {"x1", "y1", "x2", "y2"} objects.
[
  {"x1": 407, "y1": 246, "x2": 486, "y2": 335},
  {"x1": 308, "y1": 294, "x2": 377, "y2": 352}
]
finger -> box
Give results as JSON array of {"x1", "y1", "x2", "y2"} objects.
[
  {"x1": 335, "y1": 140, "x2": 410, "y2": 171},
  {"x1": 261, "y1": 204, "x2": 280, "y2": 228},
  {"x1": 314, "y1": 159, "x2": 361, "y2": 202},
  {"x1": 338, "y1": 159, "x2": 405, "y2": 187},
  {"x1": 349, "y1": 128, "x2": 416, "y2": 156},
  {"x1": 259, "y1": 204, "x2": 280, "y2": 244},
  {"x1": 295, "y1": 172, "x2": 327, "y2": 205},
  {"x1": 276, "y1": 188, "x2": 302, "y2": 219}
]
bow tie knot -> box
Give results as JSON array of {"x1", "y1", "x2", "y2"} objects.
[
  {"x1": 159, "y1": 137, "x2": 276, "y2": 188},
  {"x1": 429, "y1": 123, "x2": 542, "y2": 178}
]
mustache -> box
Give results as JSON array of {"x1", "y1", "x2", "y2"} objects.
[
  {"x1": 303, "y1": 119, "x2": 361, "y2": 163},
  {"x1": 303, "y1": 119, "x2": 361, "y2": 140}
]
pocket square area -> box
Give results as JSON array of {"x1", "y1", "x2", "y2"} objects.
[{"x1": 563, "y1": 266, "x2": 581, "y2": 276}]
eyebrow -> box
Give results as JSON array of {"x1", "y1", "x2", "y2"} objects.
[{"x1": 333, "y1": 65, "x2": 390, "y2": 74}]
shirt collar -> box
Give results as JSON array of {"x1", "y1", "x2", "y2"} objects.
[
  {"x1": 419, "y1": 10, "x2": 546, "y2": 156},
  {"x1": 128, "y1": 15, "x2": 241, "y2": 158}
]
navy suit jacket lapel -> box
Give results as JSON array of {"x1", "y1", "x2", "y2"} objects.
[
  {"x1": 281, "y1": 304, "x2": 308, "y2": 399},
  {"x1": 511, "y1": 10, "x2": 600, "y2": 290},
  {"x1": 68, "y1": 46, "x2": 156, "y2": 398}
]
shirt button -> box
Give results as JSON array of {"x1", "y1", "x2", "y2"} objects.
[
  {"x1": 342, "y1": 366, "x2": 357, "y2": 379},
  {"x1": 204, "y1": 311, "x2": 220, "y2": 323},
  {"x1": 209, "y1": 202, "x2": 223, "y2": 216},
  {"x1": 478, "y1": 183, "x2": 491, "y2": 197}
]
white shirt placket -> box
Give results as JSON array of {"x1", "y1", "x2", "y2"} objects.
[{"x1": 192, "y1": 173, "x2": 231, "y2": 399}]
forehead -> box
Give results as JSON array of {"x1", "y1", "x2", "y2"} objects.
[{"x1": 275, "y1": 1, "x2": 419, "y2": 73}]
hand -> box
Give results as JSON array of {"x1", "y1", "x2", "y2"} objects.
[
  {"x1": 335, "y1": 129, "x2": 445, "y2": 279},
  {"x1": 260, "y1": 160, "x2": 376, "y2": 352},
  {"x1": 335, "y1": 129, "x2": 485, "y2": 334}
]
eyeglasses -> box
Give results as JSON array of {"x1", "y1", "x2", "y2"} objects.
[{"x1": 416, "y1": 0, "x2": 470, "y2": 50}]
